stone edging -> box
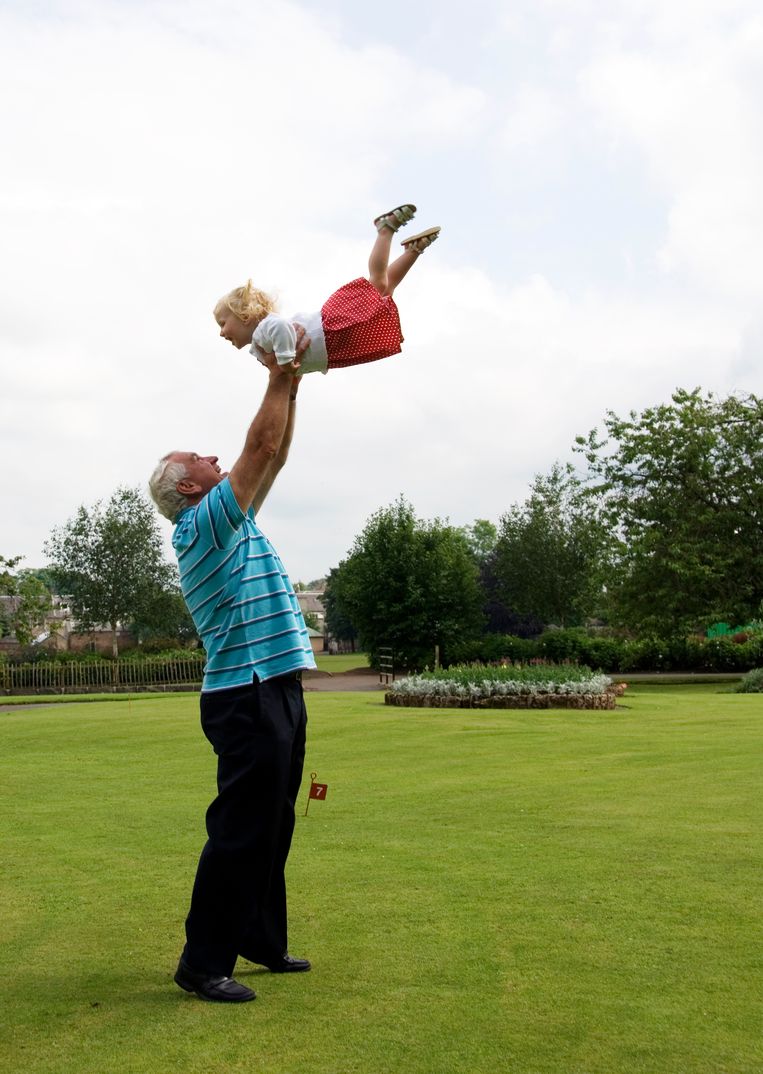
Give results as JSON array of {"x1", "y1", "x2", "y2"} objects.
[{"x1": 384, "y1": 692, "x2": 617, "y2": 710}]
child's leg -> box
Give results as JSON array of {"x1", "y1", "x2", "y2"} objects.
[
  {"x1": 368, "y1": 205, "x2": 417, "y2": 297},
  {"x1": 385, "y1": 249, "x2": 420, "y2": 294},
  {"x1": 368, "y1": 227, "x2": 394, "y2": 297},
  {"x1": 386, "y1": 227, "x2": 441, "y2": 294}
]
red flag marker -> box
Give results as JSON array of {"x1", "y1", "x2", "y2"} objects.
[{"x1": 304, "y1": 772, "x2": 328, "y2": 815}]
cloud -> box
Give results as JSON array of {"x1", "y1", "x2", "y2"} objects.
[
  {"x1": 0, "y1": 0, "x2": 761, "y2": 583},
  {"x1": 578, "y1": 4, "x2": 763, "y2": 302}
]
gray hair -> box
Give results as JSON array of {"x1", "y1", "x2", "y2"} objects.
[{"x1": 148, "y1": 453, "x2": 190, "y2": 521}]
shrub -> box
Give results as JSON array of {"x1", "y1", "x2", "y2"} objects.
[
  {"x1": 444, "y1": 635, "x2": 536, "y2": 666},
  {"x1": 391, "y1": 662, "x2": 613, "y2": 700},
  {"x1": 734, "y1": 667, "x2": 763, "y2": 693}
]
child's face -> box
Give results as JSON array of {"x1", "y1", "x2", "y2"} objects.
[{"x1": 216, "y1": 309, "x2": 255, "y2": 349}]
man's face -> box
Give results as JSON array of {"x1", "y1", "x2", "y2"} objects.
[
  {"x1": 169, "y1": 452, "x2": 226, "y2": 500},
  {"x1": 216, "y1": 309, "x2": 254, "y2": 350}
]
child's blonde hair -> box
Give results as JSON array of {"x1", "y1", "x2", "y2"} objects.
[{"x1": 214, "y1": 279, "x2": 277, "y2": 326}]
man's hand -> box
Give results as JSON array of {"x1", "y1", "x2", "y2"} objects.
[
  {"x1": 254, "y1": 346, "x2": 302, "y2": 376},
  {"x1": 293, "y1": 323, "x2": 310, "y2": 360},
  {"x1": 252, "y1": 323, "x2": 310, "y2": 376}
]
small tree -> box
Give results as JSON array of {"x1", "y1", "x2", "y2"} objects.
[
  {"x1": 329, "y1": 497, "x2": 484, "y2": 669},
  {"x1": 0, "y1": 555, "x2": 53, "y2": 646},
  {"x1": 493, "y1": 463, "x2": 612, "y2": 628},
  {"x1": 323, "y1": 566, "x2": 359, "y2": 651},
  {"x1": 45, "y1": 487, "x2": 176, "y2": 657}
]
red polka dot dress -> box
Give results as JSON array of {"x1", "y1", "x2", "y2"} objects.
[{"x1": 321, "y1": 278, "x2": 403, "y2": 369}]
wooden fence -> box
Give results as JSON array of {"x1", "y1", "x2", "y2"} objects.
[{"x1": 0, "y1": 657, "x2": 205, "y2": 695}]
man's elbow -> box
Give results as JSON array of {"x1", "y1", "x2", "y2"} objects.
[{"x1": 249, "y1": 436, "x2": 280, "y2": 462}]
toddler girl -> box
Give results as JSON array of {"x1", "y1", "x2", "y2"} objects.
[{"x1": 214, "y1": 205, "x2": 440, "y2": 375}]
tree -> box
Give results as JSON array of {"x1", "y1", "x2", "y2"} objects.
[
  {"x1": 128, "y1": 568, "x2": 199, "y2": 646},
  {"x1": 0, "y1": 555, "x2": 53, "y2": 646},
  {"x1": 322, "y1": 566, "x2": 359, "y2": 650},
  {"x1": 492, "y1": 463, "x2": 612, "y2": 628},
  {"x1": 575, "y1": 388, "x2": 763, "y2": 634},
  {"x1": 328, "y1": 497, "x2": 484, "y2": 669},
  {"x1": 45, "y1": 487, "x2": 177, "y2": 656},
  {"x1": 460, "y1": 519, "x2": 498, "y2": 566}
]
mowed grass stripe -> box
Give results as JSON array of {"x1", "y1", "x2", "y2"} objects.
[{"x1": 0, "y1": 686, "x2": 760, "y2": 1074}]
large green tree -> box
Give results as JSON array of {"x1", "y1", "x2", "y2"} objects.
[
  {"x1": 575, "y1": 388, "x2": 763, "y2": 634},
  {"x1": 0, "y1": 555, "x2": 53, "y2": 646},
  {"x1": 327, "y1": 497, "x2": 484, "y2": 669},
  {"x1": 45, "y1": 487, "x2": 177, "y2": 656},
  {"x1": 492, "y1": 463, "x2": 612, "y2": 628}
]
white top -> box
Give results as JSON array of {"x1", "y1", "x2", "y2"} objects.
[{"x1": 250, "y1": 310, "x2": 328, "y2": 375}]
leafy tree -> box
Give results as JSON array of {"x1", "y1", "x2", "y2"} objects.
[
  {"x1": 0, "y1": 555, "x2": 53, "y2": 646},
  {"x1": 575, "y1": 388, "x2": 763, "y2": 634},
  {"x1": 493, "y1": 463, "x2": 612, "y2": 628},
  {"x1": 45, "y1": 487, "x2": 177, "y2": 657},
  {"x1": 328, "y1": 497, "x2": 484, "y2": 669},
  {"x1": 323, "y1": 566, "x2": 359, "y2": 649},
  {"x1": 129, "y1": 568, "x2": 199, "y2": 646},
  {"x1": 460, "y1": 519, "x2": 498, "y2": 566}
]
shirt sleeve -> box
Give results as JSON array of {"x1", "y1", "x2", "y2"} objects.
[{"x1": 252, "y1": 315, "x2": 297, "y2": 363}]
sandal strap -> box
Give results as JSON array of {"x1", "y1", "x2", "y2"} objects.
[{"x1": 374, "y1": 203, "x2": 417, "y2": 232}]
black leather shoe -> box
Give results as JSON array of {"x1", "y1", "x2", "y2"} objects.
[
  {"x1": 174, "y1": 959, "x2": 256, "y2": 1002},
  {"x1": 242, "y1": 952, "x2": 311, "y2": 973}
]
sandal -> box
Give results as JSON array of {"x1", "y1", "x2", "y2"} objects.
[
  {"x1": 374, "y1": 204, "x2": 417, "y2": 232},
  {"x1": 401, "y1": 225, "x2": 441, "y2": 253}
]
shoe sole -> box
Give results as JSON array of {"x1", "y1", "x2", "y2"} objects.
[{"x1": 402, "y1": 226, "x2": 440, "y2": 247}]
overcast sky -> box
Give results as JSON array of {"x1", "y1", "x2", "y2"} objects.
[{"x1": 2, "y1": 0, "x2": 762, "y2": 583}]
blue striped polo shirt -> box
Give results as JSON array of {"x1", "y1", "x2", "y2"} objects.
[{"x1": 172, "y1": 476, "x2": 316, "y2": 692}]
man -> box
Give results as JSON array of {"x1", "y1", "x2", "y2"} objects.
[{"x1": 149, "y1": 346, "x2": 315, "y2": 1003}]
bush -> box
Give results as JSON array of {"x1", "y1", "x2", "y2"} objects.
[
  {"x1": 424, "y1": 628, "x2": 763, "y2": 675},
  {"x1": 391, "y1": 662, "x2": 613, "y2": 699},
  {"x1": 734, "y1": 667, "x2": 763, "y2": 692},
  {"x1": 444, "y1": 634, "x2": 536, "y2": 666}
]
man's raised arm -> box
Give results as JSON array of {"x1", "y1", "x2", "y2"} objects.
[
  {"x1": 228, "y1": 360, "x2": 295, "y2": 514},
  {"x1": 252, "y1": 374, "x2": 301, "y2": 515}
]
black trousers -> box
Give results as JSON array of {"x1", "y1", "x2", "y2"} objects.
[{"x1": 182, "y1": 672, "x2": 307, "y2": 977}]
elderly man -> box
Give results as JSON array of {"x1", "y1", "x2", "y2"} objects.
[{"x1": 149, "y1": 349, "x2": 315, "y2": 1003}]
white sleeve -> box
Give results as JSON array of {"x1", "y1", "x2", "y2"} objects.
[{"x1": 252, "y1": 315, "x2": 297, "y2": 364}]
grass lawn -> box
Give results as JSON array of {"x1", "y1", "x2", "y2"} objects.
[
  {"x1": 313, "y1": 651, "x2": 369, "y2": 674},
  {"x1": 0, "y1": 685, "x2": 760, "y2": 1074}
]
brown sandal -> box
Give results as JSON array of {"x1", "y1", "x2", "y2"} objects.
[
  {"x1": 401, "y1": 226, "x2": 441, "y2": 253},
  {"x1": 374, "y1": 204, "x2": 417, "y2": 232}
]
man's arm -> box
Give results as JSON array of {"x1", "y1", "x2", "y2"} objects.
[
  {"x1": 229, "y1": 325, "x2": 310, "y2": 514},
  {"x1": 252, "y1": 375, "x2": 301, "y2": 514},
  {"x1": 228, "y1": 362, "x2": 295, "y2": 515}
]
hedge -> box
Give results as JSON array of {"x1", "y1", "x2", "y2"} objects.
[{"x1": 445, "y1": 629, "x2": 763, "y2": 674}]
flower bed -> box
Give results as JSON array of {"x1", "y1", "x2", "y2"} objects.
[{"x1": 385, "y1": 664, "x2": 619, "y2": 710}]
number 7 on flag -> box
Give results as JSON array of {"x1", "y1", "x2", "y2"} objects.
[{"x1": 304, "y1": 772, "x2": 328, "y2": 815}]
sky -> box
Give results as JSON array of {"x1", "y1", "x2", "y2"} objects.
[{"x1": 2, "y1": 0, "x2": 762, "y2": 583}]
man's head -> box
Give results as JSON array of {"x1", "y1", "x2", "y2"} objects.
[{"x1": 149, "y1": 452, "x2": 225, "y2": 521}]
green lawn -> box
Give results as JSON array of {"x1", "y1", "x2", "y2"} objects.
[
  {"x1": 0, "y1": 686, "x2": 760, "y2": 1074},
  {"x1": 313, "y1": 651, "x2": 369, "y2": 673}
]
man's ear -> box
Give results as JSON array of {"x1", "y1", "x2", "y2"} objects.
[{"x1": 176, "y1": 478, "x2": 201, "y2": 495}]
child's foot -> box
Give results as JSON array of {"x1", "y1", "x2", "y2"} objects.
[
  {"x1": 374, "y1": 204, "x2": 417, "y2": 233},
  {"x1": 401, "y1": 226, "x2": 441, "y2": 253}
]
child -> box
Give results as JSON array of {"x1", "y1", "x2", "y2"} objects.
[{"x1": 214, "y1": 205, "x2": 440, "y2": 375}]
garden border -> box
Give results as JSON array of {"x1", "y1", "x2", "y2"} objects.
[{"x1": 385, "y1": 691, "x2": 618, "y2": 710}]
